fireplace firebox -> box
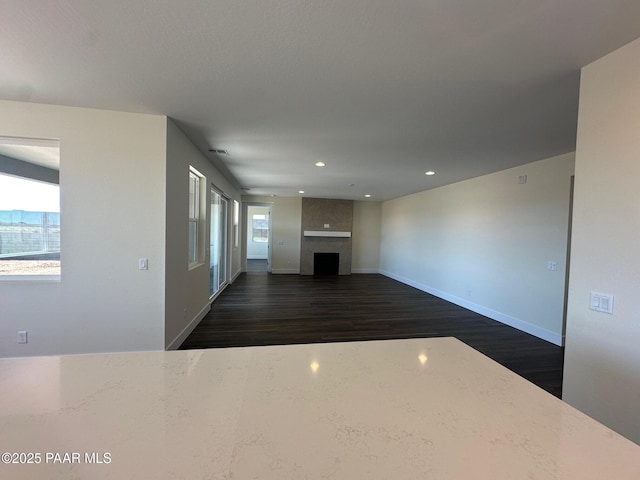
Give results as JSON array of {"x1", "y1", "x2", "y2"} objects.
[{"x1": 313, "y1": 253, "x2": 339, "y2": 276}]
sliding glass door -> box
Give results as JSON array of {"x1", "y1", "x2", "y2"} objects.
[{"x1": 210, "y1": 187, "x2": 228, "y2": 298}]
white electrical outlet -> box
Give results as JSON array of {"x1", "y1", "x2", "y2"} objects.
[
  {"x1": 17, "y1": 331, "x2": 28, "y2": 344},
  {"x1": 547, "y1": 261, "x2": 558, "y2": 271}
]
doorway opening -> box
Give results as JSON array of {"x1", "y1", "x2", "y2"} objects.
[{"x1": 246, "y1": 204, "x2": 271, "y2": 273}]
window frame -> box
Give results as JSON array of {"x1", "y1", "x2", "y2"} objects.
[
  {"x1": 188, "y1": 166, "x2": 205, "y2": 268},
  {"x1": 233, "y1": 200, "x2": 240, "y2": 248},
  {"x1": 251, "y1": 213, "x2": 269, "y2": 243}
]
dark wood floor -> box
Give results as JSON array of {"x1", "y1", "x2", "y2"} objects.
[{"x1": 180, "y1": 272, "x2": 564, "y2": 398}]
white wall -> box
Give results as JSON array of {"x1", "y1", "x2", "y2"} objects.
[
  {"x1": 165, "y1": 120, "x2": 242, "y2": 349},
  {"x1": 246, "y1": 205, "x2": 270, "y2": 259},
  {"x1": 563, "y1": 38, "x2": 640, "y2": 444},
  {"x1": 380, "y1": 153, "x2": 575, "y2": 345},
  {"x1": 352, "y1": 201, "x2": 381, "y2": 273},
  {"x1": 0, "y1": 100, "x2": 167, "y2": 357}
]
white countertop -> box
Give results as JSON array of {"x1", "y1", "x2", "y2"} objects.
[{"x1": 1, "y1": 337, "x2": 639, "y2": 479}]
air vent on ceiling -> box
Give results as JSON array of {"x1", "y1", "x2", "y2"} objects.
[
  {"x1": 240, "y1": 187, "x2": 251, "y2": 191},
  {"x1": 208, "y1": 148, "x2": 229, "y2": 155}
]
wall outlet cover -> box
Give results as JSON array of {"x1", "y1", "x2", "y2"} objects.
[{"x1": 589, "y1": 292, "x2": 614, "y2": 314}]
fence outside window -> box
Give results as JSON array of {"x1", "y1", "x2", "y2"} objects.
[{"x1": 0, "y1": 210, "x2": 60, "y2": 259}]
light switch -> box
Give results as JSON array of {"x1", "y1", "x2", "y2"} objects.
[
  {"x1": 590, "y1": 292, "x2": 614, "y2": 314},
  {"x1": 139, "y1": 258, "x2": 148, "y2": 270}
]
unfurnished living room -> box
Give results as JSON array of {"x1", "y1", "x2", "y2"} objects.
[{"x1": 1, "y1": 1, "x2": 640, "y2": 478}]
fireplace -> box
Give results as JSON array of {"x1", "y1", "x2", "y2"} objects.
[
  {"x1": 314, "y1": 253, "x2": 339, "y2": 275},
  {"x1": 300, "y1": 198, "x2": 353, "y2": 275}
]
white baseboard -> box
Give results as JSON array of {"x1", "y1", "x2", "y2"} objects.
[
  {"x1": 166, "y1": 303, "x2": 211, "y2": 351},
  {"x1": 231, "y1": 269, "x2": 242, "y2": 283},
  {"x1": 379, "y1": 270, "x2": 563, "y2": 346},
  {"x1": 247, "y1": 255, "x2": 268, "y2": 260},
  {"x1": 271, "y1": 268, "x2": 379, "y2": 274}
]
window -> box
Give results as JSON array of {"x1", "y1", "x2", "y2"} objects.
[
  {"x1": 0, "y1": 137, "x2": 60, "y2": 277},
  {"x1": 252, "y1": 214, "x2": 269, "y2": 242},
  {"x1": 188, "y1": 167, "x2": 204, "y2": 266},
  {"x1": 233, "y1": 200, "x2": 239, "y2": 248}
]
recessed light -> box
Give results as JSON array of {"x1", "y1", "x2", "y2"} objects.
[
  {"x1": 315, "y1": 161, "x2": 326, "y2": 167},
  {"x1": 348, "y1": 183, "x2": 355, "y2": 187},
  {"x1": 298, "y1": 190, "x2": 305, "y2": 194},
  {"x1": 425, "y1": 170, "x2": 436, "y2": 176},
  {"x1": 365, "y1": 194, "x2": 371, "y2": 198}
]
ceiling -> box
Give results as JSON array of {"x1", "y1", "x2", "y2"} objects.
[{"x1": 3, "y1": 1, "x2": 640, "y2": 201}]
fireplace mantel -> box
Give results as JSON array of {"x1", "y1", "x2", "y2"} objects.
[{"x1": 303, "y1": 230, "x2": 351, "y2": 238}]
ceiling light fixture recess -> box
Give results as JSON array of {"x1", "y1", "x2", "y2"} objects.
[
  {"x1": 298, "y1": 190, "x2": 305, "y2": 194},
  {"x1": 425, "y1": 170, "x2": 436, "y2": 176},
  {"x1": 365, "y1": 194, "x2": 372, "y2": 198},
  {"x1": 315, "y1": 161, "x2": 326, "y2": 167}
]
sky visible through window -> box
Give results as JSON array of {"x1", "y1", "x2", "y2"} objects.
[{"x1": 0, "y1": 173, "x2": 60, "y2": 212}]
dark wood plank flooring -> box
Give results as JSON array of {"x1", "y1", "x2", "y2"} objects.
[{"x1": 180, "y1": 273, "x2": 564, "y2": 398}]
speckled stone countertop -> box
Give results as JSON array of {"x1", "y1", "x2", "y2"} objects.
[{"x1": 1, "y1": 337, "x2": 639, "y2": 479}]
